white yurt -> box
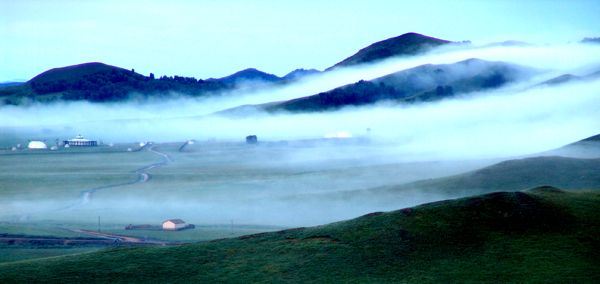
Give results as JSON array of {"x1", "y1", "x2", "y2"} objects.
[
  {"x1": 64, "y1": 144, "x2": 70, "y2": 148},
  {"x1": 28, "y1": 141, "x2": 47, "y2": 149},
  {"x1": 51, "y1": 146, "x2": 59, "y2": 150}
]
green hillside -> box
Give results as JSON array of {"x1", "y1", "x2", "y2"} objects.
[
  {"x1": 363, "y1": 156, "x2": 600, "y2": 201},
  {"x1": 263, "y1": 59, "x2": 536, "y2": 113},
  {"x1": 1, "y1": 187, "x2": 599, "y2": 283}
]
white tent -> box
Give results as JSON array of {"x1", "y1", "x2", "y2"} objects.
[{"x1": 28, "y1": 141, "x2": 47, "y2": 149}]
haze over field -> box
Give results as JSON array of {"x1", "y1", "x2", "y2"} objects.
[
  {"x1": 3, "y1": 3, "x2": 600, "y2": 281},
  {"x1": 2, "y1": 43, "x2": 600, "y2": 162}
]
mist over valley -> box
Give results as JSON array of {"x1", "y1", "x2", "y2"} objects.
[{"x1": 2, "y1": 23, "x2": 600, "y2": 282}]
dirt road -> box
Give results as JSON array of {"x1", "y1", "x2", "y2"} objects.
[{"x1": 62, "y1": 144, "x2": 173, "y2": 211}]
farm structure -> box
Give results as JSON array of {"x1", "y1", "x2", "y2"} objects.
[
  {"x1": 125, "y1": 220, "x2": 195, "y2": 231},
  {"x1": 162, "y1": 219, "x2": 195, "y2": 231},
  {"x1": 63, "y1": 135, "x2": 97, "y2": 146},
  {"x1": 246, "y1": 135, "x2": 258, "y2": 144}
]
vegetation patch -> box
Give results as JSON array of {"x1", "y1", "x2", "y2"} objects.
[{"x1": 1, "y1": 188, "x2": 598, "y2": 283}]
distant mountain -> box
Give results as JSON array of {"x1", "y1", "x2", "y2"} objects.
[
  {"x1": 326, "y1": 33, "x2": 451, "y2": 70},
  {"x1": 207, "y1": 68, "x2": 282, "y2": 84},
  {"x1": 208, "y1": 68, "x2": 321, "y2": 84},
  {"x1": 258, "y1": 58, "x2": 537, "y2": 113},
  {"x1": 537, "y1": 69, "x2": 600, "y2": 86},
  {"x1": 282, "y1": 68, "x2": 320, "y2": 80},
  {"x1": 483, "y1": 40, "x2": 532, "y2": 47},
  {"x1": 0, "y1": 62, "x2": 230, "y2": 104},
  {"x1": 0, "y1": 82, "x2": 24, "y2": 87},
  {"x1": 581, "y1": 37, "x2": 600, "y2": 44}
]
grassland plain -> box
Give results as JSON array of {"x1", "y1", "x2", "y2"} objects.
[
  {"x1": 85, "y1": 141, "x2": 498, "y2": 226},
  {"x1": 0, "y1": 146, "x2": 161, "y2": 218},
  {"x1": 1, "y1": 138, "x2": 498, "y2": 263},
  {"x1": 0, "y1": 187, "x2": 598, "y2": 283}
]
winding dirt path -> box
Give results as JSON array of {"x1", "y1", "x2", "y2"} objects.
[{"x1": 61, "y1": 144, "x2": 173, "y2": 211}]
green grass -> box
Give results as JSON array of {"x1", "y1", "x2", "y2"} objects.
[
  {"x1": 0, "y1": 223, "x2": 90, "y2": 238},
  {"x1": 0, "y1": 148, "x2": 161, "y2": 217},
  {"x1": 1, "y1": 188, "x2": 598, "y2": 283},
  {"x1": 0, "y1": 248, "x2": 101, "y2": 263}
]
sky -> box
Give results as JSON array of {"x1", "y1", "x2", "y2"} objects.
[{"x1": 1, "y1": 0, "x2": 599, "y2": 82}]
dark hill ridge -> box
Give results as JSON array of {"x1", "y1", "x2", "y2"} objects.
[
  {"x1": 259, "y1": 58, "x2": 537, "y2": 113},
  {"x1": 208, "y1": 68, "x2": 321, "y2": 84},
  {"x1": 327, "y1": 32, "x2": 451, "y2": 70},
  {"x1": 2, "y1": 188, "x2": 599, "y2": 283},
  {"x1": 28, "y1": 62, "x2": 133, "y2": 85},
  {"x1": 0, "y1": 62, "x2": 231, "y2": 104},
  {"x1": 282, "y1": 68, "x2": 320, "y2": 80},
  {"x1": 207, "y1": 68, "x2": 282, "y2": 84}
]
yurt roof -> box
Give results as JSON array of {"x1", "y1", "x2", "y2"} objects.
[
  {"x1": 68, "y1": 135, "x2": 91, "y2": 142},
  {"x1": 28, "y1": 141, "x2": 48, "y2": 149}
]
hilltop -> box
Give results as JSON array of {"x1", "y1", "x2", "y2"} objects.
[
  {"x1": 0, "y1": 62, "x2": 231, "y2": 105},
  {"x1": 207, "y1": 68, "x2": 320, "y2": 84},
  {"x1": 1, "y1": 187, "x2": 598, "y2": 283},
  {"x1": 326, "y1": 32, "x2": 451, "y2": 70},
  {"x1": 206, "y1": 68, "x2": 282, "y2": 84}
]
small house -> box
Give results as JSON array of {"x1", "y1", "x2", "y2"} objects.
[
  {"x1": 162, "y1": 219, "x2": 186, "y2": 230},
  {"x1": 246, "y1": 135, "x2": 257, "y2": 144}
]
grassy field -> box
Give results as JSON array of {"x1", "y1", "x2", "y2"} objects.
[
  {"x1": 0, "y1": 137, "x2": 499, "y2": 263},
  {"x1": 1, "y1": 187, "x2": 598, "y2": 283},
  {"x1": 3, "y1": 136, "x2": 598, "y2": 266},
  {"x1": 0, "y1": 248, "x2": 102, "y2": 263},
  {"x1": 0, "y1": 146, "x2": 160, "y2": 218}
]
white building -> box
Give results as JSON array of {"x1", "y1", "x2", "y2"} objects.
[
  {"x1": 64, "y1": 135, "x2": 97, "y2": 146},
  {"x1": 28, "y1": 141, "x2": 47, "y2": 149},
  {"x1": 162, "y1": 219, "x2": 186, "y2": 230}
]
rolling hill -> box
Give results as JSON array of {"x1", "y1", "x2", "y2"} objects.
[
  {"x1": 206, "y1": 68, "x2": 283, "y2": 84},
  {"x1": 326, "y1": 32, "x2": 451, "y2": 70},
  {"x1": 0, "y1": 62, "x2": 230, "y2": 104},
  {"x1": 207, "y1": 68, "x2": 321, "y2": 84},
  {"x1": 539, "y1": 133, "x2": 600, "y2": 158},
  {"x1": 257, "y1": 58, "x2": 537, "y2": 113},
  {"x1": 537, "y1": 69, "x2": 600, "y2": 87},
  {"x1": 377, "y1": 156, "x2": 600, "y2": 196},
  {"x1": 1, "y1": 187, "x2": 598, "y2": 283}
]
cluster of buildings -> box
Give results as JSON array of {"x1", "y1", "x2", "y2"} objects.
[
  {"x1": 13, "y1": 135, "x2": 100, "y2": 151},
  {"x1": 125, "y1": 219, "x2": 195, "y2": 231}
]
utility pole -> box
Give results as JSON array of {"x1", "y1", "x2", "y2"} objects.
[{"x1": 98, "y1": 216, "x2": 100, "y2": 232}]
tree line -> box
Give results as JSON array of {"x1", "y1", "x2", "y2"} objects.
[{"x1": 31, "y1": 68, "x2": 231, "y2": 102}]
